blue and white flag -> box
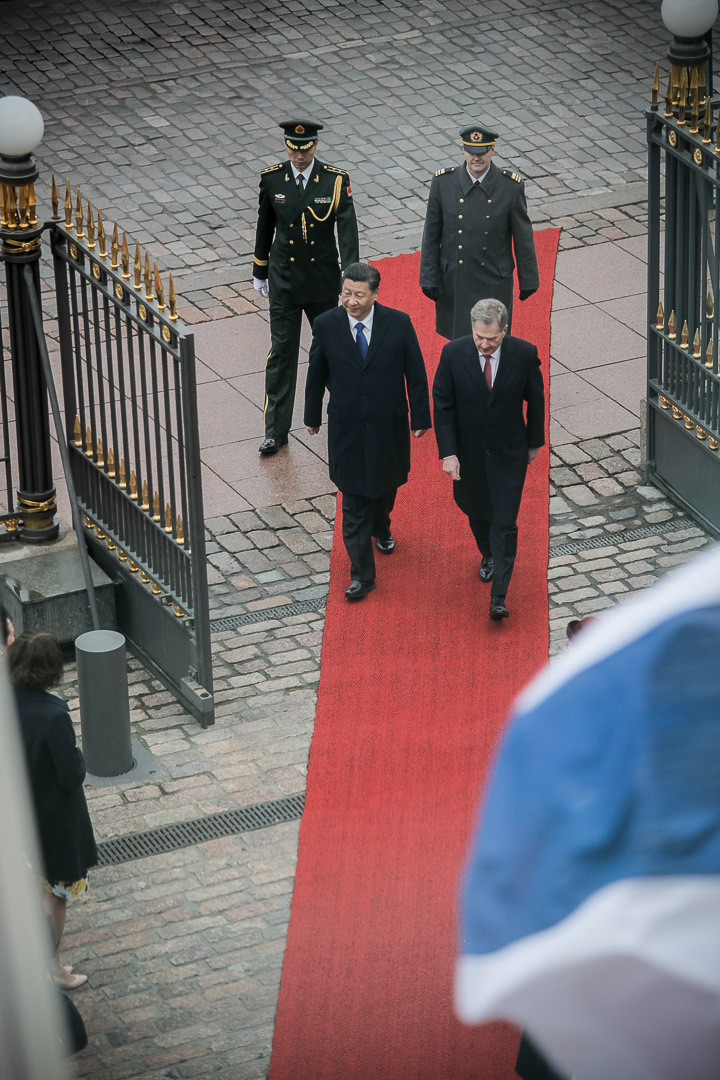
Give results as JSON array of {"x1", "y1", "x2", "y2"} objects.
[{"x1": 456, "y1": 543, "x2": 720, "y2": 1080}]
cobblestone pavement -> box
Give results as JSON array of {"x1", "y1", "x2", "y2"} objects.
[{"x1": 0, "y1": 0, "x2": 717, "y2": 1077}]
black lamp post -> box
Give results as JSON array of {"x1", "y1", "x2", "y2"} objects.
[
  {"x1": 661, "y1": 0, "x2": 717, "y2": 66},
  {"x1": 0, "y1": 96, "x2": 58, "y2": 541}
]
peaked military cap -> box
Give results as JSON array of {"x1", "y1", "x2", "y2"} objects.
[
  {"x1": 279, "y1": 119, "x2": 323, "y2": 150},
  {"x1": 460, "y1": 125, "x2": 498, "y2": 154}
]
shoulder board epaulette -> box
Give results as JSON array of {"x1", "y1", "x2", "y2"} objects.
[
  {"x1": 503, "y1": 169, "x2": 523, "y2": 183},
  {"x1": 261, "y1": 162, "x2": 284, "y2": 175},
  {"x1": 434, "y1": 167, "x2": 455, "y2": 177},
  {"x1": 323, "y1": 164, "x2": 349, "y2": 176}
]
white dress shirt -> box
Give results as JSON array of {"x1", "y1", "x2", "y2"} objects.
[
  {"x1": 347, "y1": 306, "x2": 375, "y2": 346},
  {"x1": 291, "y1": 161, "x2": 315, "y2": 186},
  {"x1": 466, "y1": 165, "x2": 488, "y2": 185},
  {"x1": 479, "y1": 344, "x2": 501, "y2": 385}
]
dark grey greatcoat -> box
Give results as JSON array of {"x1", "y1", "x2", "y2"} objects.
[
  {"x1": 15, "y1": 687, "x2": 97, "y2": 885},
  {"x1": 419, "y1": 162, "x2": 539, "y2": 340},
  {"x1": 432, "y1": 334, "x2": 545, "y2": 521},
  {"x1": 304, "y1": 303, "x2": 431, "y2": 498}
]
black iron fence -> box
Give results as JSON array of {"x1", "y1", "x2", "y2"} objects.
[
  {"x1": 647, "y1": 63, "x2": 720, "y2": 534},
  {"x1": 50, "y1": 186, "x2": 214, "y2": 724}
]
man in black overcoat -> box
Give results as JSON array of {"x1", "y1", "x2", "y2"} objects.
[
  {"x1": 304, "y1": 262, "x2": 431, "y2": 600},
  {"x1": 253, "y1": 119, "x2": 359, "y2": 456},
  {"x1": 419, "y1": 124, "x2": 539, "y2": 340},
  {"x1": 432, "y1": 297, "x2": 544, "y2": 620}
]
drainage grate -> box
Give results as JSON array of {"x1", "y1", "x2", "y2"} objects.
[
  {"x1": 210, "y1": 596, "x2": 327, "y2": 632},
  {"x1": 550, "y1": 518, "x2": 698, "y2": 557},
  {"x1": 96, "y1": 792, "x2": 306, "y2": 867}
]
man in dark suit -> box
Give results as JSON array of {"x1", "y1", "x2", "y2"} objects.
[
  {"x1": 253, "y1": 119, "x2": 359, "y2": 455},
  {"x1": 432, "y1": 297, "x2": 544, "y2": 620},
  {"x1": 419, "y1": 124, "x2": 538, "y2": 340},
  {"x1": 304, "y1": 262, "x2": 431, "y2": 600}
]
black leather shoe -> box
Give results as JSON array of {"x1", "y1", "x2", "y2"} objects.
[
  {"x1": 259, "y1": 435, "x2": 288, "y2": 456},
  {"x1": 345, "y1": 580, "x2": 376, "y2": 601},
  {"x1": 478, "y1": 556, "x2": 494, "y2": 582},
  {"x1": 490, "y1": 596, "x2": 509, "y2": 620},
  {"x1": 374, "y1": 534, "x2": 395, "y2": 555}
]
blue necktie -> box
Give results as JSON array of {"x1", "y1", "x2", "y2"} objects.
[{"x1": 356, "y1": 322, "x2": 368, "y2": 360}]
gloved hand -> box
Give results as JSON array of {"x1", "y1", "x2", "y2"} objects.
[
  {"x1": 421, "y1": 286, "x2": 440, "y2": 302},
  {"x1": 519, "y1": 288, "x2": 537, "y2": 302},
  {"x1": 253, "y1": 277, "x2": 269, "y2": 298}
]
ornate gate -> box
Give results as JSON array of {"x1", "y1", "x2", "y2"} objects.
[
  {"x1": 647, "y1": 63, "x2": 720, "y2": 534},
  {"x1": 50, "y1": 184, "x2": 214, "y2": 725}
]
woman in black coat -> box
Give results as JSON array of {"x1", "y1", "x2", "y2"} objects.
[{"x1": 9, "y1": 629, "x2": 97, "y2": 990}]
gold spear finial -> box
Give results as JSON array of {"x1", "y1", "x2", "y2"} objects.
[
  {"x1": 130, "y1": 470, "x2": 138, "y2": 500},
  {"x1": 668, "y1": 310, "x2": 676, "y2": 339},
  {"x1": 18, "y1": 186, "x2": 28, "y2": 229},
  {"x1": 175, "y1": 515, "x2": 184, "y2": 544},
  {"x1": 715, "y1": 117, "x2": 720, "y2": 155},
  {"x1": 704, "y1": 100, "x2": 713, "y2": 143},
  {"x1": 0, "y1": 186, "x2": 8, "y2": 229},
  {"x1": 141, "y1": 479, "x2": 149, "y2": 510},
  {"x1": 164, "y1": 503, "x2": 173, "y2": 532},
  {"x1": 651, "y1": 61, "x2": 660, "y2": 109},
  {"x1": 96, "y1": 437, "x2": 105, "y2": 466},
  {"x1": 690, "y1": 69, "x2": 700, "y2": 133},
  {"x1": 121, "y1": 231, "x2": 130, "y2": 280},
  {"x1": 665, "y1": 71, "x2": 674, "y2": 117},
  {"x1": 107, "y1": 447, "x2": 115, "y2": 478},
  {"x1": 75, "y1": 189, "x2": 84, "y2": 238},
  {"x1": 656, "y1": 301, "x2": 664, "y2": 330},
  {"x1": 86, "y1": 200, "x2": 95, "y2": 248},
  {"x1": 144, "y1": 252, "x2": 154, "y2": 300},
  {"x1": 85, "y1": 425, "x2": 93, "y2": 455},
  {"x1": 699, "y1": 63, "x2": 707, "y2": 105},
  {"x1": 51, "y1": 174, "x2": 59, "y2": 220},
  {"x1": 693, "y1": 329, "x2": 702, "y2": 358},
  {"x1": 64, "y1": 179, "x2": 72, "y2": 228},
  {"x1": 153, "y1": 491, "x2": 161, "y2": 521},
  {"x1": 6, "y1": 186, "x2": 17, "y2": 229},
  {"x1": 706, "y1": 338, "x2": 715, "y2": 369},
  {"x1": 97, "y1": 210, "x2": 107, "y2": 259},
  {"x1": 133, "y1": 241, "x2": 142, "y2": 289},
  {"x1": 707, "y1": 291, "x2": 715, "y2": 320},
  {"x1": 74, "y1": 415, "x2": 82, "y2": 446},
  {"x1": 154, "y1": 262, "x2": 166, "y2": 310},
  {"x1": 168, "y1": 271, "x2": 177, "y2": 321},
  {"x1": 27, "y1": 183, "x2": 38, "y2": 226},
  {"x1": 118, "y1": 458, "x2": 127, "y2": 489},
  {"x1": 680, "y1": 319, "x2": 689, "y2": 348},
  {"x1": 671, "y1": 64, "x2": 680, "y2": 104},
  {"x1": 111, "y1": 220, "x2": 119, "y2": 268},
  {"x1": 678, "y1": 76, "x2": 687, "y2": 125}
]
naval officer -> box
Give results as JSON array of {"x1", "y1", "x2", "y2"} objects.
[
  {"x1": 419, "y1": 125, "x2": 538, "y2": 340},
  {"x1": 253, "y1": 119, "x2": 359, "y2": 455}
]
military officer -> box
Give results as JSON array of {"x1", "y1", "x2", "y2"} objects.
[
  {"x1": 253, "y1": 119, "x2": 359, "y2": 455},
  {"x1": 419, "y1": 124, "x2": 539, "y2": 340}
]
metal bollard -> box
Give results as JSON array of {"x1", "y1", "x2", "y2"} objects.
[{"x1": 75, "y1": 629, "x2": 133, "y2": 777}]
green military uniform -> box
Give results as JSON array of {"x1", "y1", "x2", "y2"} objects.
[
  {"x1": 253, "y1": 124, "x2": 359, "y2": 447},
  {"x1": 419, "y1": 126, "x2": 538, "y2": 340}
]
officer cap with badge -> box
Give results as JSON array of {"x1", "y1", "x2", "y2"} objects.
[
  {"x1": 459, "y1": 125, "x2": 498, "y2": 155},
  {"x1": 279, "y1": 119, "x2": 323, "y2": 151}
]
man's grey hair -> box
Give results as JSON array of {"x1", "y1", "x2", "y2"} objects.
[{"x1": 470, "y1": 298, "x2": 508, "y2": 331}]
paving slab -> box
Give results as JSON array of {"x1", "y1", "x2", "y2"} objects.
[
  {"x1": 554, "y1": 244, "x2": 648, "y2": 303},
  {"x1": 550, "y1": 303, "x2": 647, "y2": 371}
]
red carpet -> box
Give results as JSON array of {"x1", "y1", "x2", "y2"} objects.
[{"x1": 269, "y1": 232, "x2": 560, "y2": 1079}]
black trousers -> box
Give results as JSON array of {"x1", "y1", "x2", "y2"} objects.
[
  {"x1": 468, "y1": 515, "x2": 518, "y2": 600},
  {"x1": 264, "y1": 296, "x2": 337, "y2": 439},
  {"x1": 341, "y1": 489, "x2": 396, "y2": 582}
]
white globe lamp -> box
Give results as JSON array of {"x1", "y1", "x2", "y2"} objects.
[{"x1": 0, "y1": 96, "x2": 44, "y2": 185}]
